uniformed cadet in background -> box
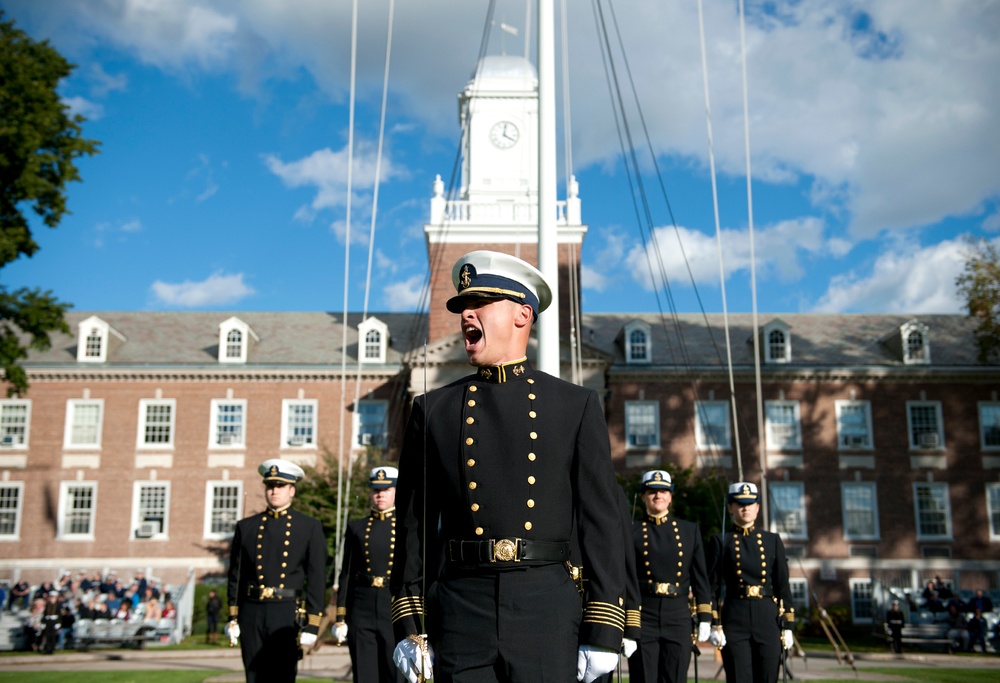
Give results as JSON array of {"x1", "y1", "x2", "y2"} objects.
[
  {"x1": 227, "y1": 459, "x2": 327, "y2": 683},
  {"x1": 629, "y1": 470, "x2": 713, "y2": 683},
  {"x1": 705, "y1": 482, "x2": 795, "y2": 683},
  {"x1": 334, "y1": 466, "x2": 404, "y2": 683},
  {"x1": 390, "y1": 250, "x2": 627, "y2": 683}
]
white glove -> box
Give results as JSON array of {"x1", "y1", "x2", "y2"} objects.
[
  {"x1": 622, "y1": 637, "x2": 638, "y2": 659},
  {"x1": 782, "y1": 629, "x2": 794, "y2": 650},
  {"x1": 698, "y1": 622, "x2": 712, "y2": 643},
  {"x1": 333, "y1": 621, "x2": 348, "y2": 644},
  {"x1": 393, "y1": 635, "x2": 434, "y2": 683},
  {"x1": 299, "y1": 632, "x2": 317, "y2": 647},
  {"x1": 227, "y1": 620, "x2": 240, "y2": 646},
  {"x1": 709, "y1": 626, "x2": 726, "y2": 649},
  {"x1": 576, "y1": 645, "x2": 619, "y2": 683}
]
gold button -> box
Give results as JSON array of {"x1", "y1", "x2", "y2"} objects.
[
  {"x1": 467, "y1": 458, "x2": 475, "y2": 467},
  {"x1": 469, "y1": 385, "x2": 478, "y2": 392},
  {"x1": 466, "y1": 437, "x2": 474, "y2": 445},
  {"x1": 466, "y1": 417, "x2": 475, "y2": 425},
  {"x1": 529, "y1": 411, "x2": 536, "y2": 418},
  {"x1": 528, "y1": 453, "x2": 536, "y2": 461},
  {"x1": 524, "y1": 521, "x2": 532, "y2": 530},
  {"x1": 529, "y1": 431, "x2": 537, "y2": 439},
  {"x1": 475, "y1": 527, "x2": 484, "y2": 535},
  {"x1": 468, "y1": 399, "x2": 476, "y2": 407},
  {"x1": 528, "y1": 393, "x2": 536, "y2": 400},
  {"x1": 527, "y1": 379, "x2": 534, "y2": 384},
  {"x1": 527, "y1": 476, "x2": 535, "y2": 485},
  {"x1": 469, "y1": 481, "x2": 477, "y2": 490},
  {"x1": 471, "y1": 503, "x2": 480, "y2": 511},
  {"x1": 527, "y1": 499, "x2": 535, "y2": 508}
]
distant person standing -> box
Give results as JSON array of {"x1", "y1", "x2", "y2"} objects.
[
  {"x1": 885, "y1": 600, "x2": 905, "y2": 654},
  {"x1": 205, "y1": 589, "x2": 223, "y2": 644},
  {"x1": 227, "y1": 459, "x2": 327, "y2": 682}
]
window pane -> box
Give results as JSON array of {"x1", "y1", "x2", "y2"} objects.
[
  {"x1": 358, "y1": 401, "x2": 387, "y2": 447},
  {"x1": 0, "y1": 403, "x2": 28, "y2": 445},
  {"x1": 915, "y1": 484, "x2": 949, "y2": 537},
  {"x1": 365, "y1": 330, "x2": 381, "y2": 359},
  {"x1": 85, "y1": 328, "x2": 102, "y2": 357},
  {"x1": 987, "y1": 484, "x2": 1000, "y2": 539},
  {"x1": 770, "y1": 483, "x2": 805, "y2": 536},
  {"x1": 696, "y1": 402, "x2": 729, "y2": 448},
  {"x1": 768, "y1": 329, "x2": 785, "y2": 360},
  {"x1": 843, "y1": 483, "x2": 877, "y2": 538},
  {"x1": 626, "y1": 402, "x2": 658, "y2": 447},
  {"x1": 211, "y1": 484, "x2": 241, "y2": 534},
  {"x1": 287, "y1": 403, "x2": 315, "y2": 445},
  {"x1": 70, "y1": 402, "x2": 102, "y2": 446},
  {"x1": 139, "y1": 484, "x2": 167, "y2": 533},
  {"x1": 629, "y1": 329, "x2": 647, "y2": 361},
  {"x1": 851, "y1": 581, "x2": 873, "y2": 621},
  {"x1": 0, "y1": 486, "x2": 21, "y2": 536},
  {"x1": 909, "y1": 404, "x2": 939, "y2": 444},
  {"x1": 65, "y1": 485, "x2": 94, "y2": 535},
  {"x1": 144, "y1": 403, "x2": 173, "y2": 444},
  {"x1": 215, "y1": 402, "x2": 244, "y2": 445},
  {"x1": 766, "y1": 402, "x2": 799, "y2": 449},
  {"x1": 981, "y1": 404, "x2": 1000, "y2": 448},
  {"x1": 226, "y1": 329, "x2": 242, "y2": 358}
]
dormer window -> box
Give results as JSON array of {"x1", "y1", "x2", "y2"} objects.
[
  {"x1": 76, "y1": 316, "x2": 124, "y2": 363},
  {"x1": 761, "y1": 319, "x2": 792, "y2": 364},
  {"x1": 358, "y1": 317, "x2": 389, "y2": 364},
  {"x1": 897, "y1": 320, "x2": 931, "y2": 365},
  {"x1": 218, "y1": 317, "x2": 257, "y2": 364},
  {"x1": 623, "y1": 320, "x2": 652, "y2": 365}
]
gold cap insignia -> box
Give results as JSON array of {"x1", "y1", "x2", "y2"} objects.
[
  {"x1": 460, "y1": 265, "x2": 472, "y2": 290},
  {"x1": 742, "y1": 484, "x2": 751, "y2": 496},
  {"x1": 269, "y1": 465, "x2": 279, "y2": 477}
]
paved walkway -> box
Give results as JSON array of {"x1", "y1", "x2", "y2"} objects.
[{"x1": 1, "y1": 642, "x2": 999, "y2": 680}]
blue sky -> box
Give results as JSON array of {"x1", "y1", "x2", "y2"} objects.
[{"x1": 3, "y1": 0, "x2": 999, "y2": 318}]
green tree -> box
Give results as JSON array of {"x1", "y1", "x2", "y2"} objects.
[
  {"x1": 955, "y1": 235, "x2": 1000, "y2": 364},
  {"x1": 619, "y1": 465, "x2": 731, "y2": 543},
  {"x1": 0, "y1": 11, "x2": 99, "y2": 395}
]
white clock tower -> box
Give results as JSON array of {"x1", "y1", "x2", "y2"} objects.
[{"x1": 425, "y1": 54, "x2": 587, "y2": 349}]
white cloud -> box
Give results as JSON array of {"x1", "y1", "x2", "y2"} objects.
[
  {"x1": 89, "y1": 63, "x2": 128, "y2": 97},
  {"x1": 984, "y1": 209, "x2": 1000, "y2": 233},
  {"x1": 812, "y1": 240, "x2": 967, "y2": 314},
  {"x1": 382, "y1": 274, "x2": 425, "y2": 311},
  {"x1": 62, "y1": 96, "x2": 104, "y2": 121},
  {"x1": 150, "y1": 272, "x2": 255, "y2": 307}
]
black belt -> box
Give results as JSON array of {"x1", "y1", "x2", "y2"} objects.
[
  {"x1": 356, "y1": 574, "x2": 389, "y2": 588},
  {"x1": 246, "y1": 584, "x2": 300, "y2": 600},
  {"x1": 643, "y1": 582, "x2": 683, "y2": 597},
  {"x1": 448, "y1": 539, "x2": 570, "y2": 565},
  {"x1": 736, "y1": 585, "x2": 773, "y2": 599}
]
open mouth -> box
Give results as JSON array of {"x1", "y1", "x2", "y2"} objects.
[{"x1": 464, "y1": 325, "x2": 483, "y2": 346}]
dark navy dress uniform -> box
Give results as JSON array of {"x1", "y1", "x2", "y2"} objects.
[
  {"x1": 337, "y1": 503, "x2": 403, "y2": 682},
  {"x1": 629, "y1": 511, "x2": 712, "y2": 683},
  {"x1": 228, "y1": 463, "x2": 327, "y2": 683},
  {"x1": 391, "y1": 359, "x2": 626, "y2": 682},
  {"x1": 706, "y1": 486, "x2": 794, "y2": 683}
]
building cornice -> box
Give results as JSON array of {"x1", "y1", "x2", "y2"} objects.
[
  {"x1": 23, "y1": 365, "x2": 405, "y2": 383},
  {"x1": 607, "y1": 365, "x2": 998, "y2": 384}
]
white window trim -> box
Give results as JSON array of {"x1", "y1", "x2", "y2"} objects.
[
  {"x1": 218, "y1": 317, "x2": 257, "y2": 364},
  {"x1": 281, "y1": 399, "x2": 319, "y2": 448},
  {"x1": 986, "y1": 483, "x2": 1000, "y2": 542},
  {"x1": 209, "y1": 399, "x2": 247, "y2": 449},
  {"x1": 358, "y1": 317, "x2": 389, "y2": 364},
  {"x1": 136, "y1": 399, "x2": 177, "y2": 449},
  {"x1": 765, "y1": 400, "x2": 802, "y2": 451},
  {"x1": 762, "y1": 321, "x2": 792, "y2": 364},
  {"x1": 204, "y1": 480, "x2": 244, "y2": 540},
  {"x1": 769, "y1": 481, "x2": 808, "y2": 540},
  {"x1": 841, "y1": 482, "x2": 880, "y2": 541},
  {"x1": 131, "y1": 480, "x2": 170, "y2": 540},
  {"x1": 788, "y1": 577, "x2": 810, "y2": 612},
  {"x1": 978, "y1": 401, "x2": 1000, "y2": 451},
  {"x1": 0, "y1": 399, "x2": 31, "y2": 450},
  {"x1": 624, "y1": 400, "x2": 660, "y2": 450},
  {"x1": 900, "y1": 320, "x2": 931, "y2": 365},
  {"x1": 0, "y1": 481, "x2": 25, "y2": 541},
  {"x1": 76, "y1": 316, "x2": 124, "y2": 363},
  {"x1": 835, "y1": 400, "x2": 873, "y2": 451},
  {"x1": 694, "y1": 400, "x2": 731, "y2": 451},
  {"x1": 906, "y1": 400, "x2": 944, "y2": 451},
  {"x1": 623, "y1": 321, "x2": 652, "y2": 365},
  {"x1": 63, "y1": 399, "x2": 104, "y2": 450},
  {"x1": 913, "y1": 482, "x2": 953, "y2": 541},
  {"x1": 849, "y1": 578, "x2": 874, "y2": 624},
  {"x1": 58, "y1": 481, "x2": 97, "y2": 540}
]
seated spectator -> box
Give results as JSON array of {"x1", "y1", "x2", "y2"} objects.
[
  {"x1": 144, "y1": 597, "x2": 162, "y2": 623},
  {"x1": 33, "y1": 581, "x2": 56, "y2": 602},
  {"x1": 161, "y1": 600, "x2": 177, "y2": 620},
  {"x1": 925, "y1": 591, "x2": 945, "y2": 614},
  {"x1": 9, "y1": 580, "x2": 30, "y2": 611},
  {"x1": 967, "y1": 589, "x2": 994, "y2": 615},
  {"x1": 114, "y1": 599, "x2": 132, "y2": 621},
  {"x1": 966, "y1": 608, "x2": 988, "y2": 653},
  {"x1": 57, "y1": 606, "x2": 76, "y2": 650},
  {"x1": 922, "y1": 580, "x2": 937, "y2": 602},
  {"x1": 91, "y1": 599, "x2": 111, "y2": 620},
  {"x1": 945, "y1": 603, "x2": 970, "y2": 651},
  {"x1": 935, "y1": 575, "x2": 954, "y2": 600}
]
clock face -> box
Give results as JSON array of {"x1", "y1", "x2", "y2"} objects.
[{"x1": 489, "y1": 121, "x2": 519, "y2": 149}]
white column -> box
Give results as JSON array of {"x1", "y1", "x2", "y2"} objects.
[{"x1": 537, "y1": 0, "x2": 560, "y2": 377}]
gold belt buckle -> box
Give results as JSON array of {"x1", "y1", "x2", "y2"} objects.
[
  {"x1": 655, "y1": 583, "x2": 670, "y2": 595},
  {"x1": 746, "y1": 585, "x2": 761, "y2": 598},
  {"x1": 570, "y1": 565, "x2": 582, "y2": 581},
  {"x1": 492, "y1": 539, "x2": 518, "y2": 562},
  {"x1": 371, "y1": 576, "x2": 385, "y2": 588},
  {"x1": 259, "y1": 586, "x2": 275, "y2": 599}
]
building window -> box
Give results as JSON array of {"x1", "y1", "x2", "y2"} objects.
[
  {"x1": 138, "y1": 399, "x2": 175, "y2": 448},
  {"x1": 987, "y1": 483, "x2": 1000, "y2": 542},
  {"x1": 913, "y1": 482, "x2": 952, "y2": 540},
  {"x1": 836, "y1": 400, "x2": 872, "y2": 450},
  {"x1": 762, "y1": 320, "x2": 792, "y2": 364},
  {"x1": 625, "y1": 401, "x2": 660, "y2": 449},
  {"x1": 979, "y1": 402, "x2": 1000, "y2": 450},
  {"x1": 898, "y1": 320, "x2": 930, "y2": 365},
  {"x1": 0, "y1": 400, "x2": 30, "y2": 448},
  {"x1": 907, "y1": 401, "x2": 943, "y2": 450},
  {"x1": 694, "y1": 401, "x2": 731, "y2": 451},
  {"x1": 205, "y1": 481, "x2": 243, "y2": 538},
  {"x1": 765, "y1": 400, "x2": 801, "y2": 451},
  {"x1": 76, "y1": 316, "x2": 121, "y2": 363},
  {"x1": 133, "y1": 482, "x2": 169, "y2": 539},
  {"x1": 849, "y1": 579, "x2": 873, "y2": 623},
  {"x1": 906, "y1": 330, "x2": 925, "y2": 362},
  {"x1": 64, "y1": 399, "x2": 104, "y2": 449},
  {"x1": 282, "y1": 399, "x2": 317, "y2": 447},
  {"x1": 59, "y1": 482, "x2": 97, "y2": 539},
  {"x1": 623, "y1": 321, "x2": 652, "y2": 365},
  {"x1": 225, "y1": 329, "x2": 243, "y2": 359},
  {"x1": 842, "y1": 482, "x2": 879, "y2": 540},
  {"x1": 357, "y1": 317, "x2": 389, "y2": 364},
  {"x1": 769, "y1": 482, "x2": 807, "y2": 540},
  {"x1": 365, "y1": 330, "x2": 381, "y2": 361},
  {"x1": 85, "y1": 327, "x2": 103, "y2": 359},
  {"x1": 218, "y1": 317, "x2": 256, "y2": 364},
  {"x1": 788, "y1": 578, "x2": 809, "y2": 613},
  {"x1": 355, "y1": 399, "x2": 388, "y2": 448},
  {"x1": 0, "y1": 483, "x2": 24, "y2": 538},
  {"x1": 210, "y1": 399, "x2": 246, "y2": 447}
]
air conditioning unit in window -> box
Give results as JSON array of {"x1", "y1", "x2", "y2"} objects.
[
  {"x1": 361, "y1": 433, "x2": 373, "y2": 446},
  {"x1": 0, "y1": 435, "x2": 14, "y2": 447},
  {"x1": 843, "y1": 434, "x2": 867, "y2": 448},
  {"x1": 288, "y1": 435, "x2": 306, "y2": 446},
  {"x1": 218, "y1": 434, "x2": 236, "y2": 445},
  {"x1": 135, "y1": 521, "x2": 160, "y2": 538},
  {"x1": 633, "y1": 434, "x2": 653, "y2": 447},
  {"x1": 918, "y1": 433, "x2": 940, "y2": 448}
]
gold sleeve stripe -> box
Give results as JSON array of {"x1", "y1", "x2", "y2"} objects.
[
  {"x1": 336, "y1": 607, "x2": 346, "y2": 616},
  {"x1": 696, "y1": 603, "x2": 712, "y2": 614},
  {"x1": 783, "y1": 610, "x2": 795, "y2": 622},
  {"x1": 626, "y1": 609, "x2": 642, "y2": 628},
  {"x1": 308, "y1": 614, "x2": 322, "y2": 627},
  {"x1": 229, "y1": 606, "x2": 239, "y2": 617},
  {"x1": 390, "y1": 596, "x2": 424, "y2": 622},
  {"x1": 582, "y1": 601, "x2": 625, "y2": 631}
]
